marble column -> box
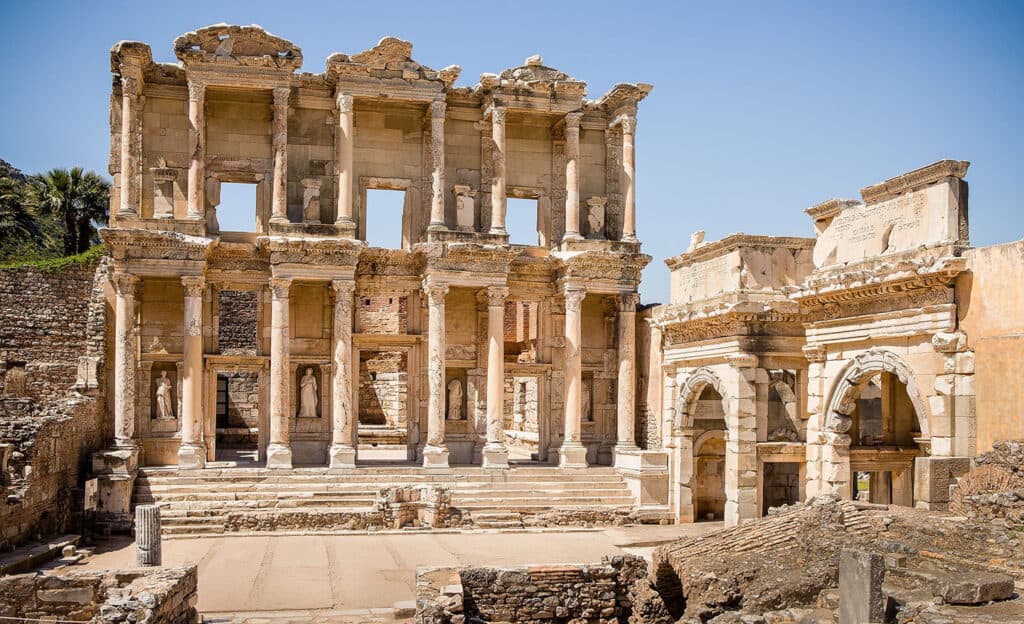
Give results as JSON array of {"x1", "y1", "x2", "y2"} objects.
[
  {"x1": 267, "y1": 277, "x2": 293, "y2": 468},
  {"x1": 562, "y1": 112, "x2": 583, "y2": 241},
  {"x1": 427, "y1": 98, "x2": 447, "y2": 232},
  {"x1": 270, "y1": 87, "x2": 290, "y2": 224},
  {"x1": 559, "y1": 285, "x2": 588, "y2": 468},
  {"x1": 334, "y1": 92, "x2": 356, "y2": 236},
  {"x1": 489, "y1": 107, "x2": 507, "y2": 235},
  {"x1": 118, "y1": 75, "x2": 139, "y2": 218},
  {"x1": 186, "y1": 80, "x2": 205, "y2": 221},
  {"x1": 423, "y1": 281, "x2": 450, "y2": 468},
  {"x1": 614, "y1": 293, "x2": 640, "y2": 463},
  {"x1": 329, "y1": 280, "x2": 356, "y2": 468},
  {"x1": 112, "y1": 273, "x2": 139, "y2": 448},
  {"x1": 620, "y1": 115, "x2": 637, "y2": 242},
  {"x1": 482, "y1": 286, "x2": 510, "y2": 468},
  {"x1": 178, "y1": 276, "x2": 206, "y2": 469}
]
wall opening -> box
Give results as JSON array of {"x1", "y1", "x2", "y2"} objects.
[
  {"x1": 365, "y1": 189, "x2": 405, "y2": 249},
  {"x1": 693, "y1": 386, "x2": 727, "y2": 521},
  {"x1": 506, "y1": 198, "x2": 540, "y2": 246},
  {"x1": 358, "y1": 351, "x2": 408, "y2": 447},
  {"x1": 762, "y1": 462, "x2": 801, "y2": 513},
  {"x1": 215, "y1": 371, "x2": 260, "y2": 462},
  {"x1": 217, "y1": 182, "x2": 258, "y2": 233}
]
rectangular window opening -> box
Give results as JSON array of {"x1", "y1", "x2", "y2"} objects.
[
  {"x1": 365, "y1": 189, "x2": 405, "y2": 249},
  {"x1": 217, "y1": 182, "x2": 258, "y2": 233},
  {"x1": 506, "y1": 198, "x2": 540, "y2": 246}
]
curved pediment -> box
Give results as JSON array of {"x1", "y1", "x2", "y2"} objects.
[{"x1": 174, "y1": 24, "x2": 302, "y2": 71}]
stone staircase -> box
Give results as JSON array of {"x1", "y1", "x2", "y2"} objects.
[{"x1": 133, "y1": 465, "x2": 638, "y2": 535}]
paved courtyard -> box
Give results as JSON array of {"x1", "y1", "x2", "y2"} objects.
[{"x1": 76, "y1": 525, "x2": 720, "y2": 617}]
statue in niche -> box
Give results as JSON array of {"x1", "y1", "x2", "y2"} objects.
[
  {"x1": 298, "y1": 367, "x2": 318, "y2": 418},
  {"x1": 582, "y1": 378, "x2": 593, "y2": 422},
  {"x1": 585, "y1": 197, "x2": 606, "y2": 239},
  {"x1": 447, "y1": 379, "x2": 463, "y2": 420},
  {"x1": 155, "y1": 370, "x2": 175, "y2": 419}
]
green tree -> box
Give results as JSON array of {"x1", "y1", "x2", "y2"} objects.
[
  {"x1": 29, "y1": 167, "x2": 110, "y2": 257},
  {"x1": 0, "y1": 176, "x2": 39, "y2": 241}
]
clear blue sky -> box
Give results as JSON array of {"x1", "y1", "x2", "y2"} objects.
[{"x1": 2, "y1": 1, "x2": 1021, "y2": 303}]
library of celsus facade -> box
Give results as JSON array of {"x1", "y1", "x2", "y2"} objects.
[{"x1": 98, "y1": 24, "x2": 653, "y2": 481}]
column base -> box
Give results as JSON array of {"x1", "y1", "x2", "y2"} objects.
[
  {"x1": 177, "y1": 442, "x2": 207, "y2": 470},
  {"x1": 422, "y1": 445, "x2": 450, "y2": 469},
  {"x1": 269, "y1": 215, "x2": 289, "y2": 225},
  {"x1": 561, "y1": 232, "x2": 583, "y2": 243},
  {"x1": 329, "y1": 444, "x2": 357, "y2": 469},
  {"x1": 489, "y1": 227, "x2": 507, "y2": 236},
  {"x1": 266, "y1": 443, "x2": 293, "y2": 469},
  {"x1": 621, "y1": 234, "x2": 638, "y2": 243},
  {"x1": 426, "y1": 222, "x2": 448, "y2": 232},
  {"x1": 558, "y1": 443, "x2": 588, "y2": 469},
  {"x1": 334, "y1": 218, "x2": 357, "y2": 239},
  {"x1": 613, "y1": 444, "x2": 641, "y2": 469},
  {"x1": 481, "y1": 444, "x2": 509, "y2": 469}
]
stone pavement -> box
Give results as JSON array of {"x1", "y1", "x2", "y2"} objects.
[{"x1": 75, "y1": 524, "x2": 721, "y2": 618}]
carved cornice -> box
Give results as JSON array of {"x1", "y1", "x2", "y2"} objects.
[
  {"x1": 357, "y1": 247, "x2": 425, "y2": 276},
  {"x1": 557, "y1": 250, "x2": 651, "y2": 284},
  {"x1": 664, "y1": 234, "x2": 814, "y2": 270},
  {"x1": 597, "y1": 83, "x2": 653, "y2": 116},
  {"x1": 804, "y1": 198, "x2": 859, "y2": 222},
  {"x1": 421, "y1": 242, "x2": 518, "y2": 275},
  {"x1": 653, "y1": 299, "x2": 805, "y2": 346},
  {"x1": 789, "y1": 249, "x2": 966, "y2": 310},
  {"x1": 860, "y1": 159, "x2": 969, "y2": 205},
  {"x1": 259, "y1": 236, "x2": 362, "y2": 267},
  {"x1": 100, "y1": 227, "x2": 211, "y2": 262}
]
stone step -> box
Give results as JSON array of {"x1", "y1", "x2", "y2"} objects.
[
  {"x1": 138, "y1": 466, "x2": 620, "y2": 478},
  {"x1": 137, "y1": 477, "x2": 628, "y2": 491}
]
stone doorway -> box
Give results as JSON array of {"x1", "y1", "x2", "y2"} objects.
[
  {"x1": 204, "y1": 358, "x2": 268, "y2": 465},
  {"x1": 356, "y1": 350, "x2": 410, "y2": 460},
  {"x1": 694, "y1": 432, "x2": 726, "y2": 521},
  {"x1": 502, "y1": 370, "x2": 550, "y2": 463},
  {"x1": 762, "y1": 462, "x2": 801, "y2": 513}
]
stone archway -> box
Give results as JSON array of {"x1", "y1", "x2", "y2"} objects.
[
  {"x1": 670, "y1": 367, "x2": 731, "y2": 523},
  {"x1": 674, "y1": 367, "x2": 727, "y2": 431},
  {"x1": 817, "y1": 349, "x2": 930, "y2": 503}
]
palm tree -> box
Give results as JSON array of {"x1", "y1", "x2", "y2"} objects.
[
  {"x1": 29, "y1": 167, "x2": 110, "y2": 256},
  {"x1": 0, "y1": 176, "x2": 39, "y2": 241}
]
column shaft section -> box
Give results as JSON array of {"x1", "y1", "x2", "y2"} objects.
[
  {"x1": 489, "y1": 107, "x2": 507, "y2": 234},
  {"x1": 559, "y1": 285, "x2": 588, "y2": 468},
  {"x1": 112, "y1": 273, "x2": 139, "y2": 448},
  {"x1": 621, "y1": 116, "x2": 637, "y2": 242},
  {"x1": 615, "y1": 293, "x2": 640, "y2": 461},
  {"x1": 334, "y1": 93, "x2": 356, "y2": 235},
  {"x1": 270, "y1": 87, "x2": 289, "y2": 224},
  {"x1": 562, "y1": 112, "x2": 583, "y2": 241},
  {"x1": 118, "y1": 76, "x2": 138, "y2": 218},
  {"x1": 330, "y1": 280, "x2": 356, "y2": 468},
  {"x1": 178, "y1": 276, "x2": 206, "y2": 469},
  {"x1": 267, "y1": 277, "x2": 293, "y2": 468},
  {"x1": 186, "y1": 80, "x2": 205, "y2": 221},
  {"x1": 483, "y1": 287, "x2": 509, "y2": 468},
  {"x1": 423, "y1": 282, "x2": 450, "y2": 468},
  {"x1": 428, "y1": 99, "x2": 447, "y2": 231}
]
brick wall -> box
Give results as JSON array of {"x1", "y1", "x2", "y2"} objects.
[
  {"x1": 0, "y1": 256, "x2": 108, "y2": 550},
  {"x1": 217, "y1": 289, "x2": 258, "y2": 355},
  {"x1": 358, "y1": 295, "x2": 407, "y2": 334},
  {"x1": 0, "y1": 565, "x2": 198, "y2": 624}
]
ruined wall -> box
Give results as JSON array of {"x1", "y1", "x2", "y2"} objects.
[
  {"x1": 958, "y1": 239, "x2": 1024, "y2": 453},
  {"x1": 358, "y1": 351, "x2": 408, "y2": 428},
  {"x1": 217, "y1": 289, "x2": 258, "y2": 355},
  {"x1": 0, "y1": 565, "x2": 198, "y2": 624},
  {"x1": 0, "y1": 256, "x2": 107, "y2": 550}
]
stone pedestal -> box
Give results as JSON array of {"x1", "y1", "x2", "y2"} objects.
[
  {"x1": 91, "y1": 448, "x2": 139, "y2": 532},
  {"x1": 839, "y1": 549, "x2": 887, "y2": 624},
  {"x1": 422, "y1": 446, "x2": 450, "y2": 470},
  {"x1": 176, "y1": 444, "x2": 206, "y2": 471},
  {"x1": 329, "y1": 445, "x2": 357, "y2": 469},
  {"x1": 266, "y1": 443, "x2": 293, "y2": 470},
  {"x1": 482, "y1": 446, "x2": 509, "y2": 469},
  {"x1": 558, "y1": 444, "x2": 588, "y2": 469}
]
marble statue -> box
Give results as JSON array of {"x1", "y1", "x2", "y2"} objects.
[
  {"x1": 299, "y1": 367, "x2": 318, "y2": 418},
  {"x1": 447, "y1": 379, "x2": 463, "y2": 420},
  {"x1": 582, "y1": 378, "x2": 593, "y2": 422},
  {"x1": 155, "y1": 370, "x2": 174, "y2": 419}
]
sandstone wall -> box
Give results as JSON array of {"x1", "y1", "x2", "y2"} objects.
[
  {"x1": 0, "y1": 565, "x2": 197, "y2": 624},
  {"x1": 0, "y1": 256, "x2": 108, "y2": 550},
  {"x1": 957, "y1": 239, "x2": 1024, "y2": 453}
]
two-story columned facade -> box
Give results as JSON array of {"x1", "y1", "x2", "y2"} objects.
[{"x1": 99, "y1": 25, "x2": 652, "y2": 478}]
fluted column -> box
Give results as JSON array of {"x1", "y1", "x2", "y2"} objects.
[
  {"x1": 562, "y1": 112, "x2": 583, "y2": 241},
  {"x1": 614, "y1": 293, "x2": 640, "y2": 463},
  {"x1": 186, "y1": 80, "x2": 205, "y2": 221},
  {"x1": 559, "y1": 284, "x2": 588, "y2": 468},
  {"x1": 178, "y1": 276, "x2": 207, "y2": 469},
  {"x1": 267, "y1": 277, "x2": 293, "y2": 468},
  {"x1": 620, "y1": 115, "x2": 637, "y2": 242},
  {"x1": 334, "y1": 92, "x2": 356, "y2": 236},
  {"x1": 112, "y1": 273, "x2": 139, "y2": 448},
  {"x1": 330, "y1": 280, "x2": 356, "y2": 468},
  {"x1": 427, "y1": 98, "x2": 447, "y2": 232},
  {"x1": 118, "y1": 75, "x2": 139, "y2": 218},
  {"x1": 489, "y1": 107, "x2": 507, "y2": 235},
  {"x1": 482, "y1": 286, "x2": 510, "y2": 468},
  {"x1": 270, "y1": 87, "x2": 290, "y2": 224},
  {"x1": 423, "y1": 281, "x2": 450, "y2": 468}
]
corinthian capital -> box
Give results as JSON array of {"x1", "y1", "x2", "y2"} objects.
[
  {"x1": 619, "y1": 115, "x2": 637, "y2": 135},
  {"x1": 120, "y1": 75, "x2": 140, "y2": 97},
  {"x1": 619, "y1": 292, "x2": 640, "y2": 313},
  {"x1": 563, "y1": 287, "x2": 586, "y2": 312},
  {"x1": 181, "y1": 276, "x2": 205, "y2": 298},
  {"x1": 187, "y1": 80, "x2": 205, "y2": 102},
  {"x1": 491, "y1": 106, "x2": 506, "y2": 125},
  {"x1": 485, "y1": 286, "x2": 509, "y2": 308},
  {"x1": 112, "y1": 273, "x2": 140, "y2": 297},
  {"x1": 269, "y1": 277, "x2": 292, "y2": 299},
  {"x1": 565, "y1": 111, "x2": 583, "y2": 131},
  {"x1": 336, "y1": 92, "x2": 354, "y2": 113},
  {"x1": 273, "y1": 86, "x2": 290, "y2": 107},
  {"x1": 423, "y1": 281, "x2": 449, "y2": 306},
  {"x1": 430, "y1": 98, "x2": 446, "y2": 119}
]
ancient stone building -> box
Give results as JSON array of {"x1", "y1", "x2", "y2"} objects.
[
  {"x1": 648, "y1": 160, "x2": 1024, "y2": 527},
  {"x1": 89, "y1": 24, "x2": 659, "y2": 518}
]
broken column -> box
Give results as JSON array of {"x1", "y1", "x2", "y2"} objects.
[
  {"x1": 135, "y1": 505, "x2": 162, "y2": 567},
  {"x1": 838, "y1": 549, "x2": 886, "y2": 624}
]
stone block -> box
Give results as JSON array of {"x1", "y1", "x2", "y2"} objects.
[
  {"x1": 37, "y1": 586, "x2": 95, "y2": 604},
  {"x1": 839, "y1": 549, "x2": 886, "y2": 624},
  {"x1": 914, "y1": 456, "x2": 971, "y2": 505},
  {"x1": 934, "y1": 572, "x2": 1014, "y2": 605}
]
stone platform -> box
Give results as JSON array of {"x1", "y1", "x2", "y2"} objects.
[{"x1": 134, "y1": 465, "x2": 639, "y2": 535}]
